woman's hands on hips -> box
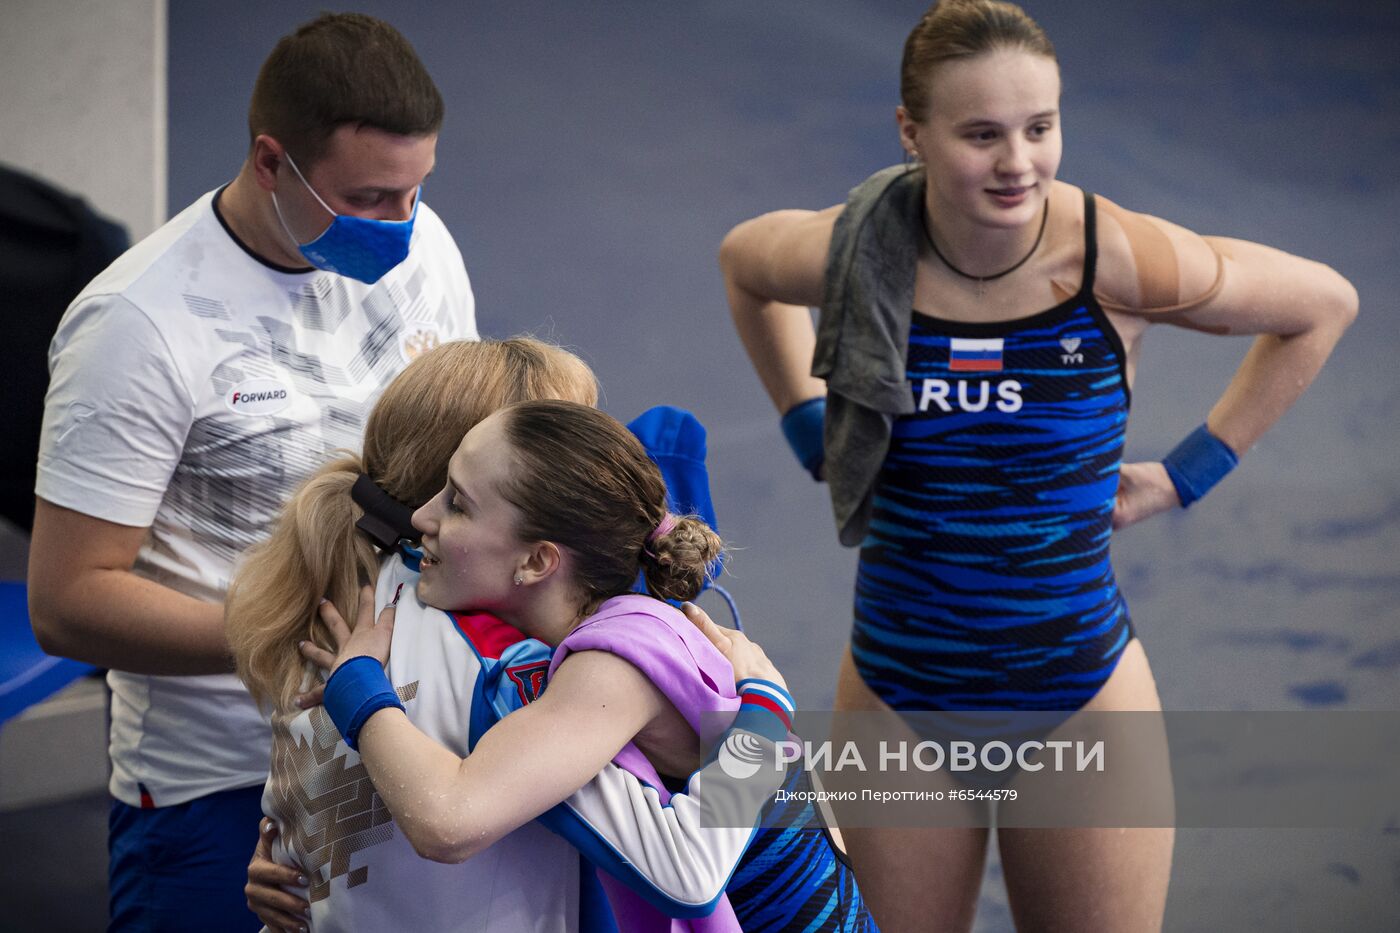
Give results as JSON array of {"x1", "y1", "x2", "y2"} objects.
[{"x1": 1113, "y1": 460, "x2": 1181, "y2": 530}]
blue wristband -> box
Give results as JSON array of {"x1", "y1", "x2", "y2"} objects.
[
  {"x1": 323, "y1": 655, "x2": 404, "y2": 751},
  {"x1": 780, "y1": 397, "x2": 826, "y2": 480},
  {"x1": 1161, "y1": 423, "x2": 1238, "y2": 508}
]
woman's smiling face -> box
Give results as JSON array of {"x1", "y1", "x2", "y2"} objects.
[
  {"x1": 411, "y1": 412, "x2": 530, "y2": 613},
  {"x1": 903, "y1": 47, "x2": 1062, "y2": 232}
]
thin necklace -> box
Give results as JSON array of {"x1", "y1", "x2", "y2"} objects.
[{"x1": 922, "y1": 200, "x2": 1049, "y2": 297}]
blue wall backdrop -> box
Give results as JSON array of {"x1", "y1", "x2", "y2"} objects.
[{"x1": 167, "y1": 2, "x2": 1400, "y2": 928}]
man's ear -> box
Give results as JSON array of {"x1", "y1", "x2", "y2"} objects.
[{"x1": 250, "y1": 134, "x2": 286, "y2": 192}]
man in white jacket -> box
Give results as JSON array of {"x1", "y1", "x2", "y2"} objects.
[{"x1": 29, "y1": 13, "x2": 475, "y2": 930}]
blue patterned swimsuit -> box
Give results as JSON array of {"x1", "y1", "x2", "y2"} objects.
[{"x1": 852, "y1": 193, "x2": 1134, "y2": 712}]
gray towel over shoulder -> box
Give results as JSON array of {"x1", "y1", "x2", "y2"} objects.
[{"x1": 813, "y1": 164, "x2": 925, "y2": 546}]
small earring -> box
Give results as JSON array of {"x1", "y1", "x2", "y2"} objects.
[{"x1": 513, "y1": 575, "x2": 522, "y2": 587}]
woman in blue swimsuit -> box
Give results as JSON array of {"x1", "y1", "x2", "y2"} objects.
[{"x1": 719, "y1": 1, "x2": 1357, "y2": 930}]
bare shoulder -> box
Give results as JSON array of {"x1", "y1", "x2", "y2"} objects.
[
  {"x1": 1088, "y1": 191, "x2": 1219, "y2": 313},
  {"x1": 1089, "y1": 191, "x2": 1141, "y2": 308},
  {"x1": 1046, "y1": 180, "x2": 1091, "y2": 258},
  {"x1": 719, "y1": 204, "x2": 842, "y2": 307}
]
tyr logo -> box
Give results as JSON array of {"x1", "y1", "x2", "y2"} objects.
[
  {"x1": 1060, "y1": 337, "x2": 1084, "y2": 365},
  {"x1": 506, "y1": 661, "x2": 550, "y2": 705}
]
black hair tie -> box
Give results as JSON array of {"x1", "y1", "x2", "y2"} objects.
[{"x1": 350, "y1": 474, "x2": 418, "y2": 550}]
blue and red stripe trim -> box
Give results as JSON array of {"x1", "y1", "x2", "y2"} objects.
[{"x1": 736, "y1": 678, "x2": 795, "y2": 733}]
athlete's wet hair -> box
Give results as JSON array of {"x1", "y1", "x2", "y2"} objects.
[
  {"x1": 228, "y1": 339, "x2": 598, "y2": 711},
  {"x1": 901, "y1": 0, "x2": 1057, "y2": 120},
  {"x1": 494, "y1": 400, "x2": 724, "y2": 611},
  {"x1": 248, "y1": 12, "x2": 444, "y2": 166}
]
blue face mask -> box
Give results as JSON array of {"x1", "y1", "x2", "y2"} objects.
[{"x1": 271, "y1": 152, "x2": 418, "y2": 284}]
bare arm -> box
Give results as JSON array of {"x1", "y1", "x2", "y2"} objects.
[
  {"x1": 1097, "y1": 202, "x2": 1357, "y2": 526},
  {"x1": 305, "y1": 592, "x2": 792, "y2": 875},
  {"x1": 356, "y1": 648, "x2": 667, "y2": 864},
  {"x1": 27, "y1": 497, "x2": 230, "y2": 674},
  {"x1": 719, "y1": 206, "x2": 840, "y2": 413},
  {"x1": 1169, "y1": 235, "x2": 1357, "y2": 454}
]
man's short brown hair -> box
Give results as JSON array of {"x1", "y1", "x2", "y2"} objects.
[{"x1": 248, "y1": 13, "x2": 444, "y2": 166}]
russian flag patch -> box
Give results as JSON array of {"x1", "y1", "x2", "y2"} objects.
[{"x1": 948, "y1": 337, "x2": 1003, "y2": 372}]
